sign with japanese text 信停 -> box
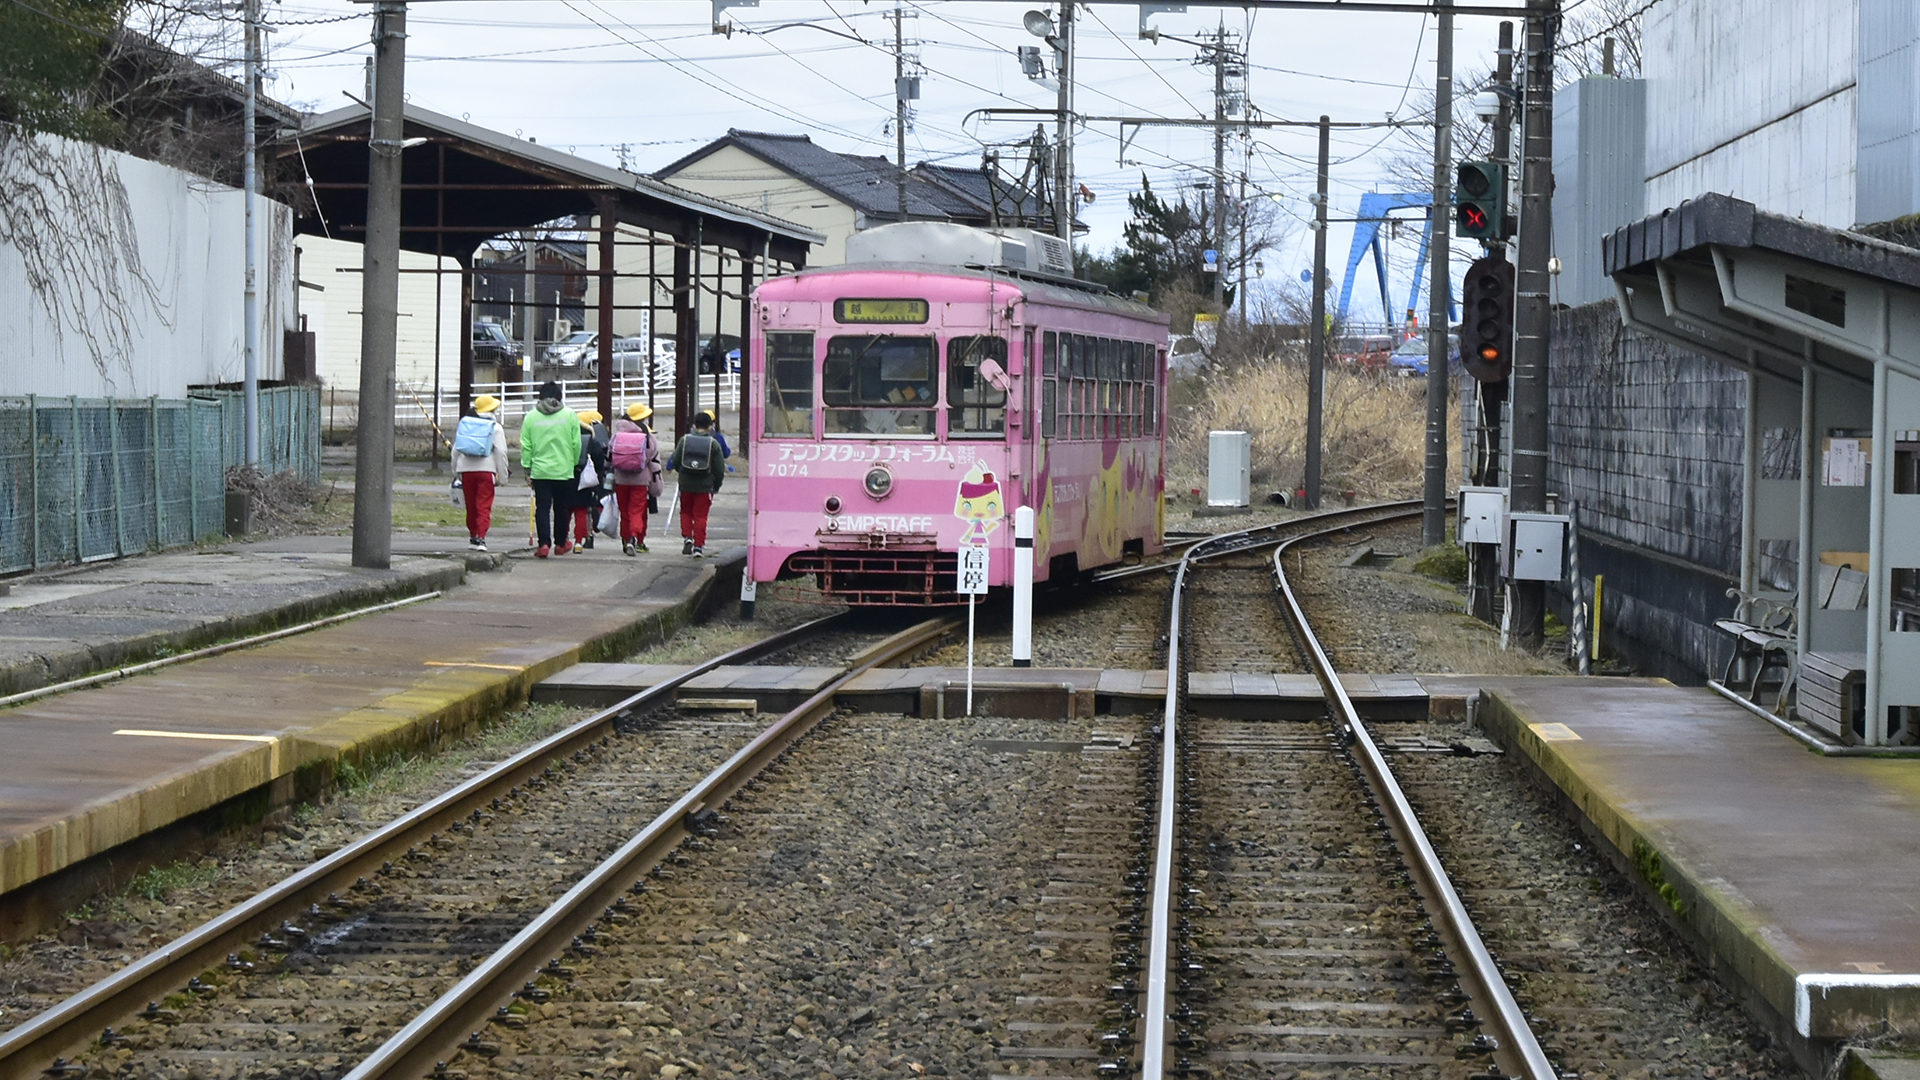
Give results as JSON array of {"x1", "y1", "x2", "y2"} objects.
[{"x1": 957, "y1": 545, "x2": 989, "y2": 596}]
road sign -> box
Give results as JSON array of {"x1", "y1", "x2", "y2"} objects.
[
  {"x1": 957, "y1": 545, "x2": 989, "y2": 595},
  {"x1": 1203, "y1": 247, "x2": 1219, "y2": 273}
]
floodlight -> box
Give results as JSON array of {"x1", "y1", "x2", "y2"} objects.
[
  {"x1": 1474, "y1": 91, "x2": 1500, "y2": 122},
  {"x1": 1023, "y1": 10, "x2": 1054, "y2": 37}
]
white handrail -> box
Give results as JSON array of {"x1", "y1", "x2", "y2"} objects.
[{"x1": 390, "y1": 373, "x2": 739, "y2": 426}]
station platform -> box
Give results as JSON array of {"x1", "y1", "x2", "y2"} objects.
[
  {"x1": 1469, "y1": 676, "x2": 1920, "y2": 1061},
  {"x1": 0, "y1": 487, "x2": 747, "y2": 935}
]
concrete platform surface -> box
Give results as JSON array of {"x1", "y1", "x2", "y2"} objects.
[
  {"x1": 1472, "y1": 677, "x2": 1920, "y2": 1046},
  {"x1": 0, "y1": 504, "x2": 746, "y2": 907}
]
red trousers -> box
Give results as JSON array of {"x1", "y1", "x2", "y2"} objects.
[
  {"x1": 680, "y1": 491, "x2": 712, "y2": 547},
  {"x1": 614, "y1": 483, "x2": 650, "y2": 543},
  {"x1": 460, "y1": 471, "x2": 496, "y2": 538},
  {"x1": 571, "y1": 506, "x2": 592, "y2": 543}
]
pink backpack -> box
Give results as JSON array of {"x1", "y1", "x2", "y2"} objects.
[{"x1": 611, "y1": 430, "x2": 653, "y2": 473}]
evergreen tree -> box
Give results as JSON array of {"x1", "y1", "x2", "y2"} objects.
[{"x1": 0, "y1": 0, "x2": 128, "y2": 140}]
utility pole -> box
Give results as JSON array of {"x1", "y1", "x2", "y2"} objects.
[
  {"x1": 242, "y1": 0, "x2": 260, "y2": 467},
  {"x1": 1306, "y1": 116, "x2": 1329, "y2": 510},
  {"x1": 1471, "y1": 18, "x2": 1516, "y2": 624},
  {"x1": 1509, "y1": 1, "x2": 1558, "y2": 647},
  {"x1": 1210, "y1": 27, "x2": 1227, "y2": 309},
  {"x1": 1422, "y1": 3, "x2": 1454, "y2": 548},
  {"x1": 352, "y1": 1, "x2": 407, "y2": 571},
  {"x1": 1237, "y1": 169, "x2": 1248, "y2": 324},
  {"x1": 1054, "y1": 1, "x2": 1074, "y2": 243},
  {"x1": 894, "y1": 0, "x2": 908, "y2": 223}
]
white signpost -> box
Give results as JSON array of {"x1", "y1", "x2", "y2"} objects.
[
  {"x1": 957, "y1": 544, "x2": 990, "y2": 715},
  {"x1": 1012, "y1": 507, "x2": 1035, "y2": 668}
]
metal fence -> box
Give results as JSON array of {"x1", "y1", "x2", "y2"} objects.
[
  {"x1": 392, "y1": 374, "x2": 741, "y2": 430},
  {"x1": 0, "y1": 387, "x2": 320, "y2": 574}
]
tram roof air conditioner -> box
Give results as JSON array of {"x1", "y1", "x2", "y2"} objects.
[{"x1": 846, "y1": 222, "x2": 1075, "y2": 279}]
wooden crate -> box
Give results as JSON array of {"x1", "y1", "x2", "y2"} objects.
[{"x1": 1798, "y1": 651, "x2": 1866, "y2": 742}]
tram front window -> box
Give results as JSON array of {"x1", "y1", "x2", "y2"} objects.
[
  {"x1": 947, "y1": 335, "x2": 1008, "y2": 437},
  {"x1": 823, "y1": 335, "x2": 936, "y2": 435}
]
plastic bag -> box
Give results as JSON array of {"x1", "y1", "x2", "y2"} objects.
[
  {"x1": 449, "y1": 476, "x2": 464, "y2": 507},
  {"x1": 597, "y1": 493, "x2": 619, "y2": 537},
  {"x1": 577, "y1": 458, "x2": 600, "y2": 490}
]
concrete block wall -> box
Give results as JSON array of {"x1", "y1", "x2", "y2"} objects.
[{"x1": 1550, "y1": 302, "x2": 1745, "y2": 682}]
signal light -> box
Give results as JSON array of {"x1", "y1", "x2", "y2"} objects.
[
  {"x1": 1454, "y1": 161, "x2": 1507, "y2": 241},
  {"x1": 1459, "y1": 253, "x2": 1515, "y2": 383}
]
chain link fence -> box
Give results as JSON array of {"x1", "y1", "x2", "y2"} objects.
[{"x1": 0, "y1": 387, "x2": 319, "y2": 574}]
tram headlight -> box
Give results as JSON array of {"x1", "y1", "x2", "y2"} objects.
[
  {"x1": 863, "y1": 466, "x2": 893, "y2": 500},
  {"x1": 824, "y1": 495, "x2": 842, "y2": 514}
]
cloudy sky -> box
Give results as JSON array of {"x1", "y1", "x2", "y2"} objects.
[{"x1": 256, "y1": 1, "x2": 1513, "y2": 324}]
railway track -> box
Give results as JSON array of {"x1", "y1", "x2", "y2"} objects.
[
  {"x1": 1121, "y1": 507, "x2": 1556, "y2": 1080},
  {"x1": 0, "y1": 611, "x2": 955, "y2": 1080}
]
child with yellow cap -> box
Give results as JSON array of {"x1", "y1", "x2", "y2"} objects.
[
  {"x1": 609, "y1": 403, "x2": 663, "y2": 554},
  {"x1": 568, "y1": 409, "x2": 612, "y2": 551},
  {"x1": 451, "y1": 394, "x2": 508, "y2": 551}
]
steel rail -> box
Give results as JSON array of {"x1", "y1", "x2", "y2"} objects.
[
  {"x1": 0, "y1": 610, "x2": 860, "y2": 1079},
  {"x1": 1133, "y1": 500, "x2": 1418, "y2": 1078},
  {"x1": 1092, "y1": 500, "x2": 1422, "y2": 584},
  {"x1": 1269, "y1": 516, "x2": 1557, "y2": 1080},
  {"x1": 341, "y1": 614, "x2": 960, "y2": 1080}
]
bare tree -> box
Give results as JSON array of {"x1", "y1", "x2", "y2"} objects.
[{"x1": 1557, "y1": 0, "x2": 1646, "y2": 84}]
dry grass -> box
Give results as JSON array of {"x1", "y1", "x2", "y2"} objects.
[{"x1": 1169, "y1": 359, "x2": 1454, "y2": 501}]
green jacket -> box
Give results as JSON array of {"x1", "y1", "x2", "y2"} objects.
[
  {"x1": 520, "y1": 402, "x2": 582, "y2": 481},
  {"x1": 670, "y1": 432, "x2": 726, "y2": 495}
]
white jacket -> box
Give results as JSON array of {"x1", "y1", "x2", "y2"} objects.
[{"x1": 451, "y1": 415, "x2": 509, "y2": 483}]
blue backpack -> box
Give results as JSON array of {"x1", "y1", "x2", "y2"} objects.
[{"x1": 454, "y1": 415, "x2": 495, "y2": 458}]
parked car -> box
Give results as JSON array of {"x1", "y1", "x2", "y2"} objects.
[
  {"x1": 1385, "y1": 333, "x2": 1459, "y2": 377},
  {"x1": 543, "y1": 331, "x2": 597, "y2": 368},
  {"x1": 471, "y1": 321, "x2": 522, "y2": 364},
  {"x1": 588, "y1": 337, "x2": 655, "y2": 378}
]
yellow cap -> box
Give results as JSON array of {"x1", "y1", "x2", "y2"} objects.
[
  {"x1": 626, "y1": 403, "x2": 654, "y2": 422},
  {"x1": 577, "y1": 409, "x2": 603, "y2": 426},
  {"x1": 472, "y1": 394, "x2": 501, "y2": 414}
]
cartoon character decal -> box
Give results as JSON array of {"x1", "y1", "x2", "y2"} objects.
[{"x1": 955, "y1": 463, "x2": 1004, "y2": 545}]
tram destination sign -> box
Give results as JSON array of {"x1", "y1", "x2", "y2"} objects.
[{"x1": 835, "y1": 298, "x2": 929, "y2": 324}]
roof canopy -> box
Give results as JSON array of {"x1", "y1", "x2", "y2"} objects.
[{"x1": 277, "y1": 104, "x2": 824, "y2": 264}]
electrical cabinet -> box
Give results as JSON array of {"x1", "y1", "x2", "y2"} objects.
[
  {"x1": 1504, "y1": 512, "x2": 1570, "y2": 581},
  {"x1": 1208, "y1": 430, "x2": 1251, "y2": 507},
  {"x1": 1457, "y1": 486, "x2": 1506, "y2": 545}
]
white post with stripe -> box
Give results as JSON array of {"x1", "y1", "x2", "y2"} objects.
[{"x1": 1012, "y1": 506, "x2": 1035, "y2": 668}]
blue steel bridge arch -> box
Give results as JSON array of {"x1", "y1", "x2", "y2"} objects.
[{"x1": 1337, "y1": 191, "x2": 1457, "y2": 327}]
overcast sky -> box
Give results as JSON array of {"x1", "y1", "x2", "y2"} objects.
[{"x1": 258, "y1": 1, "x2": 1513, "y2": 324}]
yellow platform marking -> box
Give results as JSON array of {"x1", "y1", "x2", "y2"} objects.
[
  {"x1": 423, "y1": 661, "x2": 526, "y2": 671},
  {"x1": 1529, "y1": 722, "x2": 1582, "y2": 742},
  {"x1": 115, "y1": 729, "x2": 278, "y2": 743}
]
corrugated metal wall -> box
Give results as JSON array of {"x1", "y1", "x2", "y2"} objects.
[
  {"x1": 1643, "y1": 0, "x2": 1858, "y2": 227},
  {"x1": 1550, "y1": 302, "x2": 1745, "y2": 683},
  {"x1": 1856, "y1": 0, "x2": 1920, "y2": 222},
  {"x1": 1553, "y1": 77, "x2": 1646, "y2": 308}
]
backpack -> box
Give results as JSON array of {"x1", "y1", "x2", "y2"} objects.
[
  {"x1": 679, "y1": 433, "x2": 714, "y2": 473},
  {"x1": 611, "y1": 430, "x2": 652, "y2": 472},
  {"x1": 453, "y1": 415, "x2": 494, "y2": 458}
]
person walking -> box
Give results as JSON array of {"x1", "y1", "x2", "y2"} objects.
[
  {"x1": 569, "y1": 409, "x2": 611, "y2": 551},
  {"x1": 519, "y1": 380, "x2": 581, "y2": 558},
  {"x1": 609, "y1": 403, "x2": 662, "y2": 555},
  {"x1": 451, "y1": 394, "x2": 508, "y2": 551},
  {"x1": 667, "y1": 410, "x2": 725, "y2": 557}
]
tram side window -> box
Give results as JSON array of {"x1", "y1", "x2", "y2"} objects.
[
  {"x1": 763, "y1": 332, "x2": 815, "y2": 436},
  {"x1": 822, "y1": 335, "x2": 936, "y2": 435},
  {"x1": 1042, "y1": 331, "x2": 1058, "y2": 439},
  {"x1": 948, "y1": 335, "x2": 1009, "y2": 436}
]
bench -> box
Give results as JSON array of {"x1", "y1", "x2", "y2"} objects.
[{"x1": 1714, "y1": 588, "x2": 1797, "y2": 713}]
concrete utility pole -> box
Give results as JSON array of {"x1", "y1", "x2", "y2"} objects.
[
  {"x1": 1509, "y1": 1, "x2": 1558, "y2": 647},
  {"x1": 1422, "y1": 3, "x2": 1454, "y2": 548},
  {"x1": 351, "y1": 1, "x2": 407, "y2": 571},
  {"x1": 1054, "y1": 1, "x2": 1075, "y2": 243},
  {"x1": 1210, "y1": 27, "x2": 1227, "y2": 309},
  {"x1": 242, "y1": 0, "x2": 260, "y2": 467},
  {"x1": 1470, "y1": 18, "x2": 1516, "y2": 624},
  {"x1": 1305, "y1": 116, "x2": 1330, "y2": 510},
  {"x1": 1237, "y1": 170, "x2": 1248, "y2": 324},
  {"x1": 894, "y1": 0, "x2": 908, "y2": 223}
]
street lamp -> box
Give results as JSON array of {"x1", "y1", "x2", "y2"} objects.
[{"x1": 1022, "y1": 9, "x2": 1053, "y2": 37}]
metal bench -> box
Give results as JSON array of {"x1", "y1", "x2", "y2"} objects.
[{"x1": 1714, "y1": 588, "x2": 1797, "y2": 713}]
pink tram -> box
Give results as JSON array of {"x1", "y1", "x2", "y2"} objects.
[{"x1": 745, "y1": 222, "x2": 1171, "y2": 606}]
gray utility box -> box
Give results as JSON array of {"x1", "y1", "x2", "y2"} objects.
[
  {"x1": 1208, "y1": 430, "x2": 1252, "y2": 507},
  {"x1": 1456, "y1": 486, "x2": 1507, "y2": 546},
  {"x1": 1503, "y1": 512, "x2": 1570, "y2": 581}
]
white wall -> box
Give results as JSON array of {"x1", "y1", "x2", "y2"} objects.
[
  {"x1": 0, "y1": 128, "x2": 293, "y2": 397},
  {"x1": 1643, "y1": 0, "x2": 1858, "y2": 227},
  {"x1": 294, "y1": 233, "x2": 460, "y2": 393},
  {"x1": 660, "y1": 144, "x2": 849, "y2": 264}
]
